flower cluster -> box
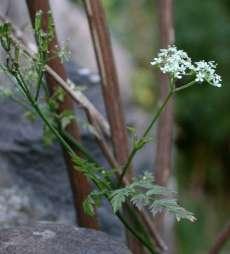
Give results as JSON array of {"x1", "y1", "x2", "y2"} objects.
[
  {"x1": 151, "y1": 45, "x2": 222, "y2": 88},
  {"x1": 192, "y1": 61, "x2": 222, "y2": 87},
  {"x1": 151, "y1": 45, "x2": 193, "y2": 79}
]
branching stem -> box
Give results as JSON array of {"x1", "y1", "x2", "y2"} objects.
[
  {"x1": 119, "y1": 78, "x2": 197, "y2": 185},
  {"x1": 119, "y1": 89, "x2": 174, "y2": 185},
  {"x1": 174, "y1": 80, "x2": 196, "y2": 92}
]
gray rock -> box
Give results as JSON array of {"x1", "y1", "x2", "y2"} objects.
[
  {"x1": 0, "y1": 222, "x2": 131, "y2": 254},
  {"x1": 0, "y1": 63, "x2": 124, "y2": 239}
]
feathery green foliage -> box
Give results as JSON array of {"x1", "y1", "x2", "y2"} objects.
[{"x1": 109, "y1": 172, "x2": 196, "y2": 222}]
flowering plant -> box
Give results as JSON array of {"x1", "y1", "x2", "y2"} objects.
[
  {"x1": 151, "y1": 45, "x2": 222, "y2": 88},
  {"x1": 0, "y1": 13, "x2": 222, "y2": 254}
]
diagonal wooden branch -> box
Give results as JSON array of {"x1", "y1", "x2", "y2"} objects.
[
  {"x1": 25, "y1": 0, "x2": 98, "y2": 229},
  {"x1": 209, "y1": 221, "x2": 230, "y2": 254},
  {"x1": 0, "y1": 13, "x2": 167, "y2": 252}
]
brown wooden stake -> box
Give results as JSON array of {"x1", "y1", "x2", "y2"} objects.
[
  {"x1": 154, "y1": 0, "x2": 175, "y2": 246},
  {"x1": 209, "y1": 222, "x2": 230, "y2": 254},
  {"x1": 26, "y1": 0, "x2": 98, "y2": 229},
  {"x1": 83, "y1": 0, "x2": 144, "y2": 253},
  {"x1": 155, "y1": 0, "x2": 174, "y2": 187}
]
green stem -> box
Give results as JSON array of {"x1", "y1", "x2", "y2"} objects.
[
  {"x1": 142, "y1": 91, "x2": 173, "y2": 138},
  {"x1": 118, "y1": 147, "x2": 137, "y2": 185},
  {"x1": 35, "y1": 68, "x2": 44, "y2": 101},
  {"x1": 9, "y1": 95, "x2": 31, "y2": 109},
  {"x1": 174, "y1": 80, "x2": 196, "y2": 92},
  {"x1": 16, "y1": 71, "x2": 75, "y2": 156},
  {"x1": 117, "y1": 212, "x2": 156, "y2": 254},
  {"x1": 119, "y1": 90, "x2": 173, "y2": 184},
  {"x1": 33, "y1": 101, "x2": 74, "y2": 155},
  {"x1": 60, "y1": 130, "x2": 98, "y2": 164},
  {"x1": 119, "y1": 79, "x2": 196, "y2": 184}
]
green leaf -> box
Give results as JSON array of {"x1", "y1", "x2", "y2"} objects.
[
  {"x1": 83, "y1": 195, "x2": 95, "y2": 216},
  {"x1": 57, "y1": 42, "x2": 71, "y2": 63},
  {"x1": 59, "y1": 110, "x2": 75, "y2": 129},
  {"x1": 42, "y1": 124, "x2": 56, "y2": 146},
  {"x1": 0, "y1": 23, "x2": 12, "y2": 52},
  {"x1": 48, "y1": 87, "x2": 65, "y2": 110},
  {"x1": 118, "y1": 171, "x2": 195, "y2": 223},
  {"x1": 35, "y1": 10, "x2": 43, "y2": 35},
  {"x1": 131, "y1": 193, "x2": 148, "y2": 210},
  {"x1": 149, "y1": 199, "x2": 196, "y2": 223},
  {"x1": 146, "y1": 185, "x2": 176, "y2": 196},
  {"x1": 131, "y1": 171, "x2": 155, "y2": 189},
  {"x1": 24, "y1": 110, "x2": 37, "y2": 122},
  {"x1": 83, "y1": 191, "x2": 104, "y2": 216},
  {"x1": 109, "y1": 187, "x2": 134, "y2": 213}
]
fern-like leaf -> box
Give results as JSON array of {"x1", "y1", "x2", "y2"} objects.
[
  {"x1": 83, "y1": 195, "x2": 95, "y2": 216},
  {"x1": 131, "y1": 193, "x2": 149, "y2": 210},
  {"x1": 146, "y1": 185, "x2": 176, "y2": 196},
  {"x1": 149, "y1": 199, "x2": 196, "y2": 222},
  {"x1": 109, "y1": 187, "x2": 134, "y2": 213},
  {"x1": 83, "y1": 190, "x2": 104, "y2": 216}
]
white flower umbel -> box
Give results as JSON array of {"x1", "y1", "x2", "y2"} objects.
[
  {"x1": 151, "y1": 45, "x2": 222, "y2": 88},
  {"x1": 193, "y1": 61, "x2": 222, "y2": 87},
  {"x1": 150, "y1": 45, "x2": 193, "y2": 79}
]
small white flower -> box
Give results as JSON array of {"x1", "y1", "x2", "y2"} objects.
[
  {"x1": 151, "y1": 45, "x2": 193, "y2": 79},
  {"x1": 212, "y1": 74, "x2": 222, "y2": 88},
  {"x1": 193, "y1": 61, "x2": 222, "y2": 87},
  {"x1": 195, "y1": 72, "x2": 205, "y2": 83}
]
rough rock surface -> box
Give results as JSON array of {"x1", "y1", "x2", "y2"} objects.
[
  {"x1": 0, "y1": 63, "x2": 123, "y2": 239},
  {"x1": 0, "y1": 222, "x2": 131, "y2": 254}
]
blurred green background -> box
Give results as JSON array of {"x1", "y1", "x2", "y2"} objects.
[{"x1": 101, "y1": 1, "x2": 230, "y2": 253}]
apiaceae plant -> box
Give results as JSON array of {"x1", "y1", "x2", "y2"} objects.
[{"x1": 0, "y1": 11, "x2": 222, "y2": 254}]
